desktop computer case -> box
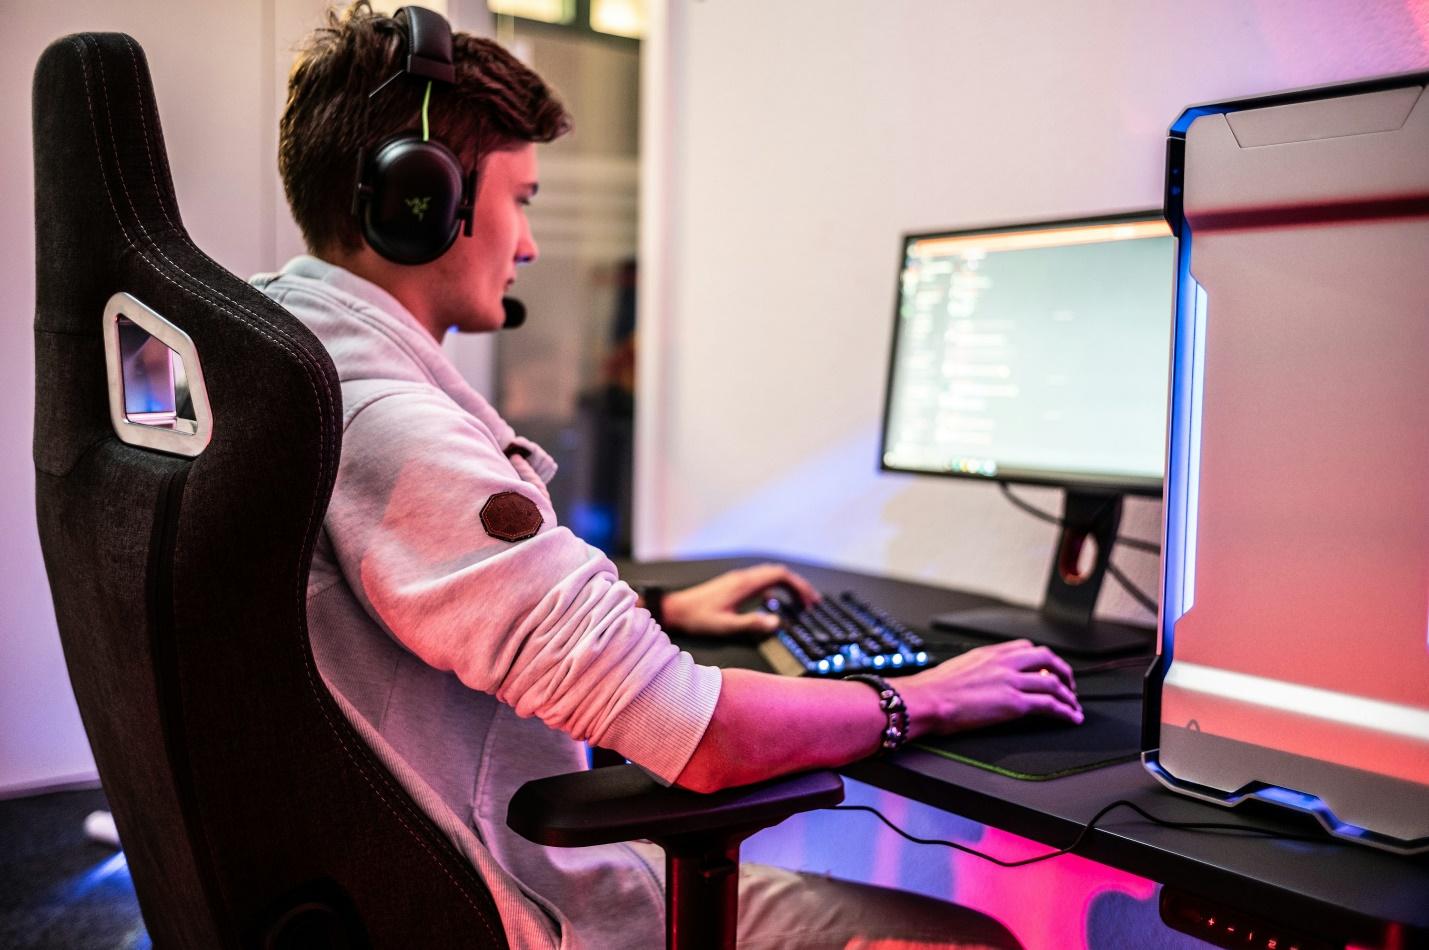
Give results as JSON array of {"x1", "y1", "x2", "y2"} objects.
[{"x1": 1142, "y1": 71, "x2": 1429, "y2": 853}]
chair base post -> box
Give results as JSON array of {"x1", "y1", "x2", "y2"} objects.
[
  {"x1": 507, "y1": 765, "x2": 845, "y2": 950},
  {"x1": 665, "y1": 836, "x2": 742, "y2": 950}
]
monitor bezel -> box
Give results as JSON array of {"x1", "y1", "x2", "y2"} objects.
[{"x1": 878, "y1": 209, "x2": 1171, "y2": 498}]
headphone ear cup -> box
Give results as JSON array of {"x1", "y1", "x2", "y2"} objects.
[{"x1": 357, "y1": 136, "x2": 466, "y2": 265}]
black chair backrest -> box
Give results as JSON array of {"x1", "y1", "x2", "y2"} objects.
[{"x1": 32, "y1": 33, "x2": 507, "y2": 948}]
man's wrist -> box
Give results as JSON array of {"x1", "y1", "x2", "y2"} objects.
[
  {"x1": 636, "y1": 584, "x2": 668, "y2": 626},
  {"x1": 895, "y1": 675, "x2": 939, "y2": 741}
]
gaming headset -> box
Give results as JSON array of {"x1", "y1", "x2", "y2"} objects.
[{"x1": 351, "y1": 6, "x2": 475, "y2": 267}]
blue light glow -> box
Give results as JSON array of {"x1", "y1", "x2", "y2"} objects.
[
  {"x1": 670, "y1": 427, "x2": 901, "y2": 560},
  {"x1": 1161, "y1": 220, "x2": 1204, "y2": 645},
  {"x1": 568, "y1": 502, "x2": 616, "y2": 552},
  {"x1": 1147, "y1": 755, "x2": 1411, "y2": 849},
  {"x1": 1254, "y1": 785, "x2": 1320, "y2": 808},
  {"x1": 1250, "y1": 786, "x2": 1376, "y2": 840},
  {"x1": 1170, "y1": 105, "x2": 1236, "y2": 135},
  {"x1": 63, "y1": 851, "x2": 130, "y2": 901},
  {"x1": 1182, "y1": 281, "x2": 1208, "y2": 617}
]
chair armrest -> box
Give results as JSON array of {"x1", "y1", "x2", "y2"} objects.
[{"x1": 506, "y1": 764, "x2": 844, "y2": 848}]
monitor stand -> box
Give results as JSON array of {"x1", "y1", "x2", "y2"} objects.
[{"x1": 930, "y1": 490, "x2": 1156, "y2": 657}]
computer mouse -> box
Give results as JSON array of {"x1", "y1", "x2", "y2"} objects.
[
  {"x1": 737, "y1": 582, "x2": 803, "y2": 622},
  {"x1": 759, "y1": 582, "x2": 803, "y2": 617}
]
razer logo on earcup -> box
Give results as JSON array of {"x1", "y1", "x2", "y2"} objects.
[{"x1": 405, "y1": 196, "x2": 432, "y2": 221}]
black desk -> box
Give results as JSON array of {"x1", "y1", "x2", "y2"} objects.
[{"x1": 618, "y1": 555, "x2": 1429, "y2": 947}]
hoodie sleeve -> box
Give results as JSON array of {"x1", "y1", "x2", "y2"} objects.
[{"x1": 325, "y1": 386, "x2": 721, "y2": 783}]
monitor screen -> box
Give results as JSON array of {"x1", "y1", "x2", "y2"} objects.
[{"x1": 880, "y1": 214, "x2": 1175, "y2": 494}]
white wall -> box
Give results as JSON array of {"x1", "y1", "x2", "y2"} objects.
[
  {"x1": 638, "y1": 6, "x2": 1427, "y2": 944},
  {"x1": 637, "y1": 0, "x2": 1429, "y2": 623},
  {"x1": 1, "y1": 0, "x2": 493, "y2": 796}
]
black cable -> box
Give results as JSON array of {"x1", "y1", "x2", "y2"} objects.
[
  {"x1": 998, "y1": 483, "x2": 1160, "y2": 554},
  {"x1": 998, "y1": 482, "x2": 1064, "y2": 526},
  {"x1": 829, "y1": 799, "x2": 1326, "y2": 868},
  {"x1": 1106, "y1": 560, "x2": 1158, "y2": 616},
  {"x1": 1073, "y1": 655, "x2": 1152, "y2": 701},
  {"x1": 1075, "y1": 655, "x2": 1154, "y2": 674},
  {"x1": 1111, "y1": 535, "x2": 1160, "y2": 555}
]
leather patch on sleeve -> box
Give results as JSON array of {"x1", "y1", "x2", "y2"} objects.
[{"x1": 480, "y1": 491, "x2": 543, "y2": 542}]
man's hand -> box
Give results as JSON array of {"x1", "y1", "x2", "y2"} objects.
[
  {"x1": 900, "y1": 639, "x2": 1082, "y2": 735},
  {"x1": 659, "y1": 563, "x2": 820, "y2": 637}
]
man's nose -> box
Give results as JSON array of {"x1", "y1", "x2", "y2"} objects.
[{"x1": 516, "y1": 228, "x2": 538, "y2": 266}]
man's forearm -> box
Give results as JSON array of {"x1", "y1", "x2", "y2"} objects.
[
  {"x1": 671, "y1": 638, "x2": 1081, "y2": 793},
  {"x1": 673, "y1": 668, "x2": 890, "y2": 793}
]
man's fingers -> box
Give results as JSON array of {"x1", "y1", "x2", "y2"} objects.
[
  {"x1": 744, "y1": 563, "x2": 820, "y2": 606},
  {"x1": 1024, "y1": 692, "x2": 1083, "y2": 723},
  {"x1": 781, "y1": 570, "x2": 821, "y2": 606},
  {"x1": 725, "y1": 611, "x2": 781, "y2": 635},
  {"x1": 737, "y1": 564, "x2": 792, "y2": 598},
  {"x1": 1014, "y1": 672, "x2": 1080, "y2": 711},
  {"x1": 1007, "y1": 645, "x2": 1076, "y2": 690}
]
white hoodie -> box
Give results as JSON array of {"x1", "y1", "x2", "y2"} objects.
[{"x1": 254, "y1": 256, "x2": 721, "y2": 949}]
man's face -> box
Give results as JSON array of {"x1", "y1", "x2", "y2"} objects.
[{"x1": 432, "y1": 144, "x2": 540, "y2": 334}]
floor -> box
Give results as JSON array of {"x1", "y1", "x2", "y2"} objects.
[{"x1": 0, "y1": 786, "x2": 149, "y2": 950}]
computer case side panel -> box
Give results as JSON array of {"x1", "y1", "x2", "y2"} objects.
[{"x1": 1144, "y1": 71, "x2": 1429, "y2": 854}]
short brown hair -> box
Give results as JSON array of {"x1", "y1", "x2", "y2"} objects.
[{"x1": 280, "y1": 2, "x2": 571, "y2": 255}]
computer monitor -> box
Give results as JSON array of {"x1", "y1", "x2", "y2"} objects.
[{"x1": 880, "y1": 212, "x2": 1175, "y2": 656}]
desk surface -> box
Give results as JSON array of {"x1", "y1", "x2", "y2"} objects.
[{"x1": 618, "y1": 555, "x2": 1429, "y2": 945}]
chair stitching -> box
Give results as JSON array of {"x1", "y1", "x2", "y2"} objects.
[
  {"x1": 32, "y1": 327, "x2": 113, "y2": 478},
  {"x1": 104, "y1": 38, "x2": 499, "y2": 931},
  {"x1": 74, "y1": 36, "x2": 497, "y2": 935},
  {"x1": 34, "y1": 431, "x2": 117, "y2": 481}
]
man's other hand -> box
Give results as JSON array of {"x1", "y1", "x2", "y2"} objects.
[
  {"x1": 660, "y1": 563, "x2": 820, "y2": 637},
  {"x1": 902, "y1": 639, "x2": 1082, "y2": 734}
]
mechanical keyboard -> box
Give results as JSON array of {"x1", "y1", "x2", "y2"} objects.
[{"x1": 755, "y1": 590, "x2": 934, "y2": 678}]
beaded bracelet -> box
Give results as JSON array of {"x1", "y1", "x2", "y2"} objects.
[{"x1": 844, "y1": 673, "x2": 909, "y2": 753}]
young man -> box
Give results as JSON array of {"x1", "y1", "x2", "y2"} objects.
[{"x1": 259, "y1": 5, "x2": 1081, "y2": 946}]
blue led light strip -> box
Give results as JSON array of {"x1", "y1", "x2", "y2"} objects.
[{"x1": 1182, "y1": 281, "x2": 1208, "y2": 616}]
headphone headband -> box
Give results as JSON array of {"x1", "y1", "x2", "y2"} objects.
[{"x1": 396, "y1": 7, "x2": 455, "y2": 85}]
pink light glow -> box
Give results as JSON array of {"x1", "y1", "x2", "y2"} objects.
[
  {"x1": 1247, "y1": 0, "x2": 1429, "y2": 85},
  {"x1": 742, "y1": 782, "x2": 1165, "y2": 949},
  {"x1": 1412, "y1": 0, "x2": 1429, "y2": 52},
  {"x1": 948, "y1": 826, "x2": 1157, "y2": 950}
]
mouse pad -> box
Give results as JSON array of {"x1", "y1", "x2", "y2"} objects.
[{"x1": 913, "y1": 666, "x2": 1145, "y2": 780}]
